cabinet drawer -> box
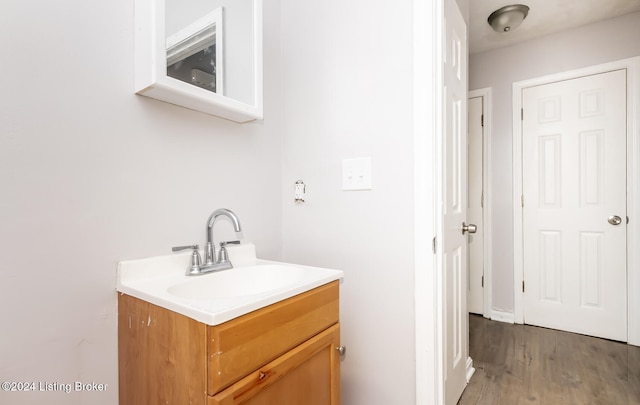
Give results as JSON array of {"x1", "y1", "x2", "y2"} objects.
[
  {"x1": 207, "y1": 281, "x2": 339, "y2": 395},
  {"x1": 209, "y1": 324, "x2": 340, "y2": 405}
]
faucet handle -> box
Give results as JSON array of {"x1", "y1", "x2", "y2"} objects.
[
  {"x1": 218, "y1": 241, "x2": 240, "y2": 263},
  {"x1": 172, "y1": 244, "x2": 199, "y2": 252},
  {"x1": 171, "y1": 245, "x2": 202, "y2": 275}
]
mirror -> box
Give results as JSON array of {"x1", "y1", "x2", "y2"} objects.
[
  {"x1": 165, "y1": 6, "x2": 223, "y2": 95},
  {"x1": 135, "y1": 0, "x2": 263, "y2": 123}
]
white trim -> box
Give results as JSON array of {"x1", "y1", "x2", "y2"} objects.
[
  {"x1": 414, "y1": 0, "x2": 442, "y2": 403},
  {"x1": 490, "y1": 310, "x2": 515, "y2": 324},
  {"x1": 434, "y1": 0, "x2": 445, "y2": 402},
  {"x1": 465, "y1": 357, "x2": 476, "y2": 383},
  {"x1": 512, "y1": 57, "x2": 640, "y2": 346},
  {"x1": 512, "y1": 76, "x2": 524, "y2": 324},
  {"x1": 468, "y1": 87, "x2": 493, "y2": 319},
  {"x1": 626, "y1": 57, "x2": 640, "y2": 347}
]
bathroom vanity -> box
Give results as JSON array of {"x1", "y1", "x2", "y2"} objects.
[{"x1": 117, "y1": 247, "x2": 343, "y2": 404}]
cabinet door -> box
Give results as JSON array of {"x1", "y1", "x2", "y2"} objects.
[{"x1": 210, "y1": 324, "x2": 341, "y2": 405}]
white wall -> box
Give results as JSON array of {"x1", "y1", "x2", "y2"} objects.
[
  {"x1": 470, "y1": 11, "x2": 640, "y2": 314},
  {"x1": 280, "y1": 1, "x2": 417, "y2": 404},
  {"x1": 0, "y1": 1, "x2": 283, "y2": 404}
]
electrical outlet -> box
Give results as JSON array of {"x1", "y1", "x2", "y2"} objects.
[
  {"x1": 294, "y1": 180, "x2": 305, "y2": 203},
  {"x1": 342, "y1": 157, "x2": 372, "y2": 191}
]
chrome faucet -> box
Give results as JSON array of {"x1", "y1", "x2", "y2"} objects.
[
  {"x1": 172, "y1": 208, "x2": 242, "y2": 276},
  {"x1": 203, "y1": 208, "x2": 242, "y2": 269}
]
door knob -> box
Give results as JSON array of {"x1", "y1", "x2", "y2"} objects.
[
  {"x1": 608, "y1": 215, "x2": 622, "y2": 225},
  {"x1": 462, "y1": 222, "x2": 477, "y2": 235}
]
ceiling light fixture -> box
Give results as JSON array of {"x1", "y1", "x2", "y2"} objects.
[{"x1": 487, "y1": 4, "x2": 530, "y2": 33}]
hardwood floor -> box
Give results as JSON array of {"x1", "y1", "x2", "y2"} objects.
[{"x1": 459, "y1": 315, "x2": 640, "y2": 405}]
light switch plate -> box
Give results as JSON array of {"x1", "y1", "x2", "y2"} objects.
[{"x1": 342, "y1": 157, "x2": 372, "y2": 191}]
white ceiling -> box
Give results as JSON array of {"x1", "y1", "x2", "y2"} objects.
[{"x1": 469, "y1": 0, "x2": 640, "y2": 54}]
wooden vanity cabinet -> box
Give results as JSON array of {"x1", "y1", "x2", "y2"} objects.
[{"x1": 119, "y1": 281, "x2": 340, "y2": 405}]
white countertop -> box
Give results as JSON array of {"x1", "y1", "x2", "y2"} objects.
[{"x1": 116, "y1": 244, "x2": 343, "y2": 326}]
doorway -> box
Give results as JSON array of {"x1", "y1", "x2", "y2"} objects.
[
  {"x1": 512, "y1": 57, "x2": 640, "y2": 345},
  {"x1": 522, "y1": 69, "x2": 627, "y2": 341},
  {"x1": 467, "y1": 88, "x2": 492, "y2": 318}
]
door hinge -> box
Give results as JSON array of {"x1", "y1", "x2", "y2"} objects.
[
  {"x1": 522, "y1": 281, "x2": 525, "y2": 293},
  {"x1": 521, "y1": 194, "x2": 524, "y2": 207},
  {"x1": 432, "y1": 237, "x2": 437, "y2": 254},
  {"x1": 521, "y1": 108, "x2": 524, "y2": 120},
  {"x1": 481, "y1": 114, "x2": 484, "y2": 127},
  {"x1": 481, "y1": 192, "x2": 484, "y2": 208},
  {"x1": 481, "y1": 275, "x2": 484, "y2": 288}
]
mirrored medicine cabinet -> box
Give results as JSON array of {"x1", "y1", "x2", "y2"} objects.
[{"x1": 135, "y1": 0, "x2": 263, "y2": 123}]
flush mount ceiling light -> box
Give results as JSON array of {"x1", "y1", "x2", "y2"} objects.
[{"x1": 488, "y1": 4, "x2": 530, "y2": 33}]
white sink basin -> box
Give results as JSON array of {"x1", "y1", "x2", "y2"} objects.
[
  {"x1": 167, "y1": 264, "x2": 324, "y2": 299},
  {"x1": 116, "y1": 245, "x2": 343, "y2": 325}
]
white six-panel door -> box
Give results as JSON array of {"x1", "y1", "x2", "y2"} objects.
[
  {"x1": 522, "y1": 69, "x2": 627, "y2": 341},
  {"x1": 442, "y1": 1, "x2": 470, "y2": 403}
]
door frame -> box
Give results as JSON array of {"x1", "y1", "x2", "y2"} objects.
[
  {"x1": 468, "y1": 88, "x2": 493, "y2": 319},
  {"x1": 413, "y1": 0, "x2": 442, "y2": 403},
  {"x1": 512, "y1": 57, "x2": 640, "y2": 345}
]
